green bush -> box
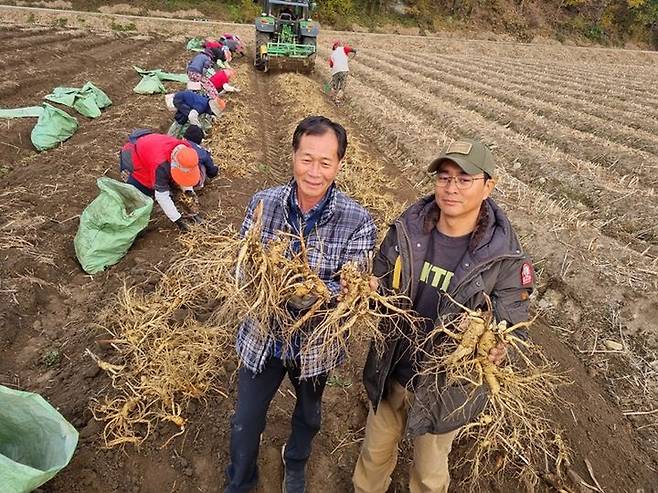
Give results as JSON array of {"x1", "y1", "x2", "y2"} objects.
[
  {"x1": 111, "y1": 20, "x2": 137, "y2": 32},
  {"x1": 228, "y1": 0, "x2": 261, "y2": 23},
  {"x1": 316, "y1": 0, "x2": 355, "y2": 29},
  {"x1": 584, "y1": 23, "x2": 606, "y2": 41}
]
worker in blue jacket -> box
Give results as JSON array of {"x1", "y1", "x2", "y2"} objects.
[
  {"x1": 183, "y1": 125, "x2": 219, "y2": 188},
  {"x1": 168, "y1": 90, "x2": 226, "y2": 138}
]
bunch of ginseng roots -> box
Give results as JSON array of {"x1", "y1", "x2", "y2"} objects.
[
  {"x1": 89, "y1": 215, "x2": 244, "y2": 448},
  {"x1": 214, "y1": 200, "x2": 419, "y2": 375},
  {"x1": 414, "y1": 296, "x2": 570, "y2": 490},
  {"x1": 89, "y1": 285, "x2": 233, "y2": 448},
  {"x1": 90, "y1": 201, "x2": 418, "y2": 447}
]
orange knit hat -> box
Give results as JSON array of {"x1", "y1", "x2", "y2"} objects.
[{"x1": 170, "y1": 144, "x2": 200, "y2": 188}]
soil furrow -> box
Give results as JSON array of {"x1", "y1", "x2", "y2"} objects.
[
  {"x1": 0, "y1": 32, "x2": 112, "y2": 71},
  {"x1": 0, "y1": 37, "x2": 154, "y2": 101},
  {"x1": 343, "y1": 50, "x2": 658, "y2": 254},
  {"x1": 372, "y1": 51, "x2": 658, "y2": 179},
  {"x1": 0, "y1": 30, "x2": 88, "y2": 53},
  {"x1": 407, "y1": 51, "x2": 658, "y2": 145},
  {"x1": 424, "y1": 51, "x2": 658, "y2": 113}
]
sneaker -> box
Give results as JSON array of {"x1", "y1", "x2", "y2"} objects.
[{"x1": 281, "y1": 444, "x2": 305, "y2": 493}]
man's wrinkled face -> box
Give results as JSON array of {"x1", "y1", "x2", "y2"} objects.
[{"x1": 293, "y1": 131, "x2": 341, "y2": 205}]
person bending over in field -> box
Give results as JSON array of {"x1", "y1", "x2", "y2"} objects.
[
  {"x1": 220, "y1": 33, "x2": 245, "y2": 57},
  {"x1": 119, "y1": 129, "x2": 204, "y2": 232},
  {"x1": 224, "y1": 116, "x2": 376, "y2": 493},
  {"x1": 187, "y1": 41, "x2": 228, "y2": 98},
  {"x1": 353, "y1": 139, "x2": 535, "y2": 493},
  {"x1": 210, "y1": 68, "x2": 241, "y2": 95},
  {"x1": 167, "y1": 89, "x2": 226, "y2": 138}
]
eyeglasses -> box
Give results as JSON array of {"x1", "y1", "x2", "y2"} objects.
[{"x1": 435, "y1": 174, "x2": 486, "y2": 190}]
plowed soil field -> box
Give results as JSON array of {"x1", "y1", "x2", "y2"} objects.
[{"x1": 1, "y1": 8, "x2": 657, "y2": 493}]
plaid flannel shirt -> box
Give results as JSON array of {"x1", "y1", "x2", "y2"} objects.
[{"x1": 236, "y1": 180, "x2": 377, "y2": 379}]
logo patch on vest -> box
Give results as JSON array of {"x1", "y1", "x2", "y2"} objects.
[{"x1": 520, "y1": 262, "x2": 534, "y2": 287}]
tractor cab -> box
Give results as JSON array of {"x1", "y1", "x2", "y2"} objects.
[{"x1": 254, "y1": 0, "x2": 319, "y2": 73}]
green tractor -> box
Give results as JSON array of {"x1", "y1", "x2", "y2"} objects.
[{"x1": 254, "y1": 0, "x2": 320, "y2": 74}]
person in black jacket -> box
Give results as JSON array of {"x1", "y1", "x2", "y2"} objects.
[{"x1": 352, "y1": 139, "x2": 535, "y2": 493}]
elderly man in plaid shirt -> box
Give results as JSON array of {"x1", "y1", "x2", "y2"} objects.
[{"x1": 224, "y1": 116, "x2": 376, "y2": 493}]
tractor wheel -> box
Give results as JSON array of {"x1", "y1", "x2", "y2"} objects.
[
  {"x1": 254, "y1": 32, "x2": 270, "y2": 72},
  {"x1": 301, "y1": 37, "x2": 316, "y2": 74}
]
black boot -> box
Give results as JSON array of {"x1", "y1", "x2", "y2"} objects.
[{"x1": 281, "y1": 444, "x2": 305, "y2": 493}]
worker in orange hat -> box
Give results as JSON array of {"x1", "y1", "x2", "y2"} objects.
[{"x1": 119, "y1": 130, "x2": 203, "y2": 231}]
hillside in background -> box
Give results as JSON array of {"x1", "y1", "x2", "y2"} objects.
[
  {"x1": 327, "y1": 0, "x2": 658, "y2": 47},
  {"x1": 2, "y1": 0, "x2": 657, "y2": 48}
]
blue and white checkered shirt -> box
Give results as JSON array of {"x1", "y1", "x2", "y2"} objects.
[{"x1": 236, "y1": 179, "x2": 377, "y2": 379}]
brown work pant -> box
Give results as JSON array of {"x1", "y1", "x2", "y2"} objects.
[{"x1": 352, "y1": 380, "x2": 460, "y2": 493}]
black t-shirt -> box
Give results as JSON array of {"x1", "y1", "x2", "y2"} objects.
[{"x1": 392, "y1": 228, "x2": 471, "y2": 387}]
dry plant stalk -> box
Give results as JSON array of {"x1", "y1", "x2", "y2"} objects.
[
  {"x1": 416, "y1": 296, "x2": 570, "y2": 489},
  {"x1": 206, "y1": 69, "x2": 256, "y2": 177},
  {"x1": 90, "y1": 285, "x2": 232, "y2": 448},
  {"x1": 158, "y1": 223, "x2": 241, "y2": 314}
]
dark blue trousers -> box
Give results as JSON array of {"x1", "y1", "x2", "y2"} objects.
[
  {"x1": 224, "y1": 356, "x2": 328, "y2": 493},
  {"x1": 173, "y1": 93, "x2": 192, "y2": 124}
]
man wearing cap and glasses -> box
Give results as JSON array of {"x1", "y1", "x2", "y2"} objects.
[{"x1": 353, "y1": 139, "x2": 535, "y2": 493}]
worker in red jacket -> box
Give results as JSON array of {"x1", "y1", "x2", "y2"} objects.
[
  {"x1": 210, "y1": 68, "x2": 240, "y2": 94},
  {"x1": 119, "y1": 130, "x2": 202, "y2": 231}
]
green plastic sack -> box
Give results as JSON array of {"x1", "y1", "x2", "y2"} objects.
[
  {"x1": 31, "y1": 103, "x2": 78, "y2": 151},
  {"x1": 74, "y1": 177, "x2": 153, "y2": 274},
  {"x1": 71, "y1": 82, "x2": 112, "y2": 118},
  {"x1": 0, "y1": 385, "x2": 78, "y2": 493},
  {"x1": 157, "y1": 71, "x2": 189, "y2": 83},
  {"x1": 133, "y1": 74, "x2": 165, "y2": 94},
  {"x1": 186, "y1": 37, "x2": 204, "y2": 51},
  {"x1": 0, "y1": 106, "x2": 44, "y2": 119},
  {"x1": 133, "y1": 66, "x2": 188, "y2": 85},
  {"x1": 81, "y1": 82, "x2": 112, "y2": 109},
  {"x1": 44, "y1": 82, "x2": 112, "y2": 118}
]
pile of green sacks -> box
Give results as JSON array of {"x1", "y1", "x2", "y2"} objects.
[{"x1": 0, "y1": 82, "x2": 111, "y2": 151}]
